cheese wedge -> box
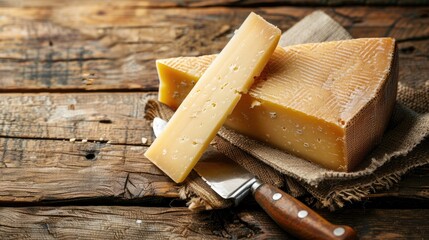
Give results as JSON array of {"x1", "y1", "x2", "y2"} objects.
[
  {"x1": 145, "y1": 13, "x2": 281, "y2": 183},
  {"x1": 157, "y1": 38, "x2": 398, "y2": 171}
]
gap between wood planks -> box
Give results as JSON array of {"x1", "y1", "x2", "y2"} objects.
[
  {"x1": 0, "y1": 89, "x2": 159, "y2": 94},
  {"x1": 0, "y1": 134, "x2": 149, "y2": 147}
]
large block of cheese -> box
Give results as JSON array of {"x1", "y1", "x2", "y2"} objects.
[
  {"x1": 145, "y1": 13, "x2": 281, "y2": 183},
  {"x1": 157, "y1": 38, "x2": 398, "y2": 171}
]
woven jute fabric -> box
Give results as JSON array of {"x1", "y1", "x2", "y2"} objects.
[{"x1": 144, "y1": 11, "x2": 429, "y2": 210}]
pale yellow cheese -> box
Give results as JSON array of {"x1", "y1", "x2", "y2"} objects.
[
  {"x1": 145, "y1": 13, "x2": 281, "y2": 183},
  {"x1": 157, "y1": 38, "x2": 398, "y2": 171}
]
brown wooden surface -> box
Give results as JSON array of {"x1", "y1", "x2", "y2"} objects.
[
  {"x1": 0, "y1": 207, "x2": 427, "y2": 239},
  {"x1": 0, "y1": 2, "x2": 427, "y2": 239},
  {"x1": 0, "y1": 93, "x2": 156, "y2": 144},
  {"x1": 0, "y1": 7, "x2": 427, "y2": 93},
  {"x1": 0, "y1": 92, "x2": 171, "y2": 202},
  {"x1": 1, "y1": 0, "x2": 428, "y2": 7}
]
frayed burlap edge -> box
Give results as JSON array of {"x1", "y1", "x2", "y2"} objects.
[{"x1": 305, "y1": 141, "x2": 429, "y2": 210}]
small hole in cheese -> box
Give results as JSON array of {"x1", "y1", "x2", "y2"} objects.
[{"x1": 229, "y1": 64, "x2": 239, "y2": 72}]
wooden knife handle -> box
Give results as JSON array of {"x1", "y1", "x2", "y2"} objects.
[{"x1": 252, "y1": 183, "x2": 357, "y2": 240}]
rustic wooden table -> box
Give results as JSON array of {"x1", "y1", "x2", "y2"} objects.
[{"x1": 0, "y1": 1, "x2": 428, "y2": 239}]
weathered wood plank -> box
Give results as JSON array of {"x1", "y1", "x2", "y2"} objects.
[
  {"x1": 320, "y1": 209, "x2": 429, "y2": 239},
  {"x1": 367, "y1": 165, "x2": 429, "y2": 200},
  {"x1": 0, "y1": 92, "x2": 156, "y2": 145},
  {"x1": 0, "y1": 7, "x2": 427, "y2": 91},
  {"x1": 0, "y1": 206, "x2": 286, "y2": 239},
  {"x1": 0, "y1": 138, "x2": 178, "y2": 202},
  {"x1": 0, "y1": 92, "x2": 171, "y2": 203},
  {"x1": 1, "y1": 0, "x2": 428, "y2": 8},
  {"x1": 0, "y1": 206, "x2": 427, "y2": 239}
]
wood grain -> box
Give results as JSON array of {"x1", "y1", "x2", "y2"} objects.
[
  {"x1": 1, "y1": 0, "x2": 428, "y2": 7},
  {"x1": 0, "y1": 206, "x2": 427, "y2": 239},
  {"x1": 0, "y1": 7, "x2": 427, "y2": 91},
  {"x1": 0, "y1": 137, "x2": 179, "y2": 202},
  {"x1": 367, "y1": 165, "x2": 429, "y2": 200},
  {"x1": 0, "y1": 92, "x2": 158, "y2": 145},
  {"x1": 320, "y1": 209, "x2": 429, "y2": 240},
  {"x1": 0, "y1": 93, "x2": 177, "y2": 202},
  {"x1": 0, "y1": 206, "x2": 287, "y2": 239}
]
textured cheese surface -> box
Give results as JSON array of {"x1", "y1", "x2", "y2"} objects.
[
  {"x1": 145, "y1": 13, "x2": 281, "y2": 183},
  {"x1": 157, "y1": 38, "x2": 398, "y2": 171}
]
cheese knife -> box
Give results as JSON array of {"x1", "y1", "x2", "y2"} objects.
[{"x1": 152, "y1": 117, "x2": 356, "y2": 240}]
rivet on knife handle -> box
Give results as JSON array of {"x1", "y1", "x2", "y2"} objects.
[{"x1": 252, "y1": 182, "x2": 357, "y2": 240}]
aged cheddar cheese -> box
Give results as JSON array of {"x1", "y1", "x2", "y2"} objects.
[
  {"x1": 145, "y1": 13, "x2": 281, "y2": 183},
  {"x1": 157, "y1": 38, "x2": 398, "y2": 171}
]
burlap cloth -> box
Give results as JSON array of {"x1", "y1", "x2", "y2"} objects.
[{"x1": 145, "y1": 11, "x2": 429, "y2": 210}]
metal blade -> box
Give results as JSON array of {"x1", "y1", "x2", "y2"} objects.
[
  {"x1": 152, "y1": 117, "x2": 257, "y2": 204},
  {"x1": 152, "y1": 117, "x2": 168, "y2": 138},
  {"x1": 194, "y1": 149, "x2": 257, "y2": 204}
]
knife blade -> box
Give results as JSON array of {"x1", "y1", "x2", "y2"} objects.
[{"x1": 152, "y1": 117, "x2": 356, "y2": 240}]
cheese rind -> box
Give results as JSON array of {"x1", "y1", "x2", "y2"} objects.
[
  {"x1": 157, "y1": 38, "x2": 398, "y2": 171},
  {"x1": 145, "y1": 13, "x2": 281, "y2": 183}
]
